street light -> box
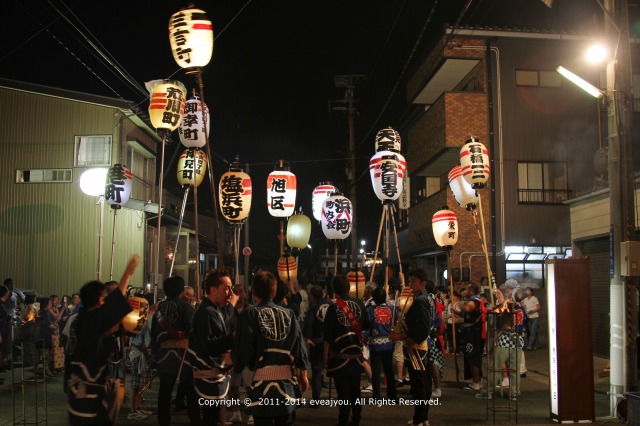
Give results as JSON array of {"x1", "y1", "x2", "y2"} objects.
[{"x1": 556, "y1": 66, "x2": 604, "y2": 99}]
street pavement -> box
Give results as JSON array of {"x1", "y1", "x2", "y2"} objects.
[{"x1": 0, "y1": 347, "x2": 623, "y2": 426}]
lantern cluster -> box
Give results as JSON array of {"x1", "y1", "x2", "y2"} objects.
[
  {"x1": 460, "y1": 136, "x2": 490, "y2": 189},
  {"x1": 177, "y1": 149, "x2": 207, "y2": 187},
  {"x1": 448, "y1": 165, "x2": 478, "y2": 210},
  {"x1": 321, "y1": 193, "x2": 352, "y2": 240},
  {"x1": 219, "y1": 162, "x2": 252, "y2": 224},
  {"x1": 169, "y1": 7, "x2": 214, "y2": 71},
  {"x1": 147, "y1": 80, "x2": 187, "y2": 132},
  {"x1": 267, "y1": 168, "x2": 297, "y2": 218},
  {"x1": 312, "y1": 183, "x2": 337, "y2": 221},
  {"x1": 179, "y1": 95, "x2": 209, "y2": 148},
  {"x1": 105, "y1": 164, "x2": 132, "y2": 209},
  {"x1": 432, "y1": 207, "x2": 458, "y2": 248}
]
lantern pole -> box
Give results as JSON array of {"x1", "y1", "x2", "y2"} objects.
[
  {"x1": 389, "y1": 204, "x2": 404, "y2": 294},
  {"x1": 109, "y1": 209, "x2": 118, "y2": 280},
  {"x1": 169, "y1": 187, "x2": 191, "y2": 276},
  {"x1": 234, "y1": 224, "x2": 241, "y2": 285},
  {"x1": 446, "y1": 247, "x2": 461, "y2": 384},
  {"x1": 193, "y1": 157, "x2": 201, "y2": 294},
  {"x1": 370, "y1": 206, "x2": 386, "y2": 281},
  {"x1": 383, "y1": 204, "x2": 390, "y2": 291},
  {"x1": 154, "y1": 131, "x2": 168, "y2": 304},
  {"x1": 477, "y1": 193, "x2": 496, "y2": 306},
  {"x1": 333, "y1": 241, "x2": 339, "y2": 276},
  {"x1": 97, "y1": 196, "x2": 105, "y2": 280}
]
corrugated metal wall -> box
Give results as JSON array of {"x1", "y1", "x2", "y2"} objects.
[{"x1": 578, "y1": 237, "x2": 609, "y2": 357}]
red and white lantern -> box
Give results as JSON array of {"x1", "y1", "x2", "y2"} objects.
[
  {"x1": 219, "y1": 164, "x2": 252, "y2": 224},
  {"x1": 177, "y1": 148, "x2": 207, "y2": 187},
  {"x1": 374, "y1": 127, "x2": 401, "y2": 153},
  {"x1": 105, "y1": 164, "x2": 132, "y2": 209},
  {"x1": 321, "y1": 194, "x2": 352, "y2": 240},
  {"x1": 179, "y1": 95, "x2": 209, "y2": 148},
  {"x1": 169, "y1": 7, "x2": 214, "y2": 70},
  {"x1": 432, "y1": 207, "x2": 458, "y2": 247},
  {"x1": 147, "y1": 80, "x2": 187, "y2": 132},
  {"x1": 277, "y1": 255, "x2": 298, "y2": 284},
  {"x1": 369, "y1": 151, "x2": 407, "y2": 202},
  {"x1": 460, "y1": 137, "x2": 490, "y2": 189},
  {"x1": 347, "y1": 270, "x2": 366, "y2": 298},
  {"x1": 267, "y1": 170, "x2": 297, "y2": 218},
  {"x1": 448, "y1": 166, "x2": 477, "y2": 210},
  {"x1": 312, "y1": 183, "x2": 337, "y2": 221}
]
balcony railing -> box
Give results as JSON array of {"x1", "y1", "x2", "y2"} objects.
[{"x1": 517, "y1": 189, "x2": 573, "y2": 204}]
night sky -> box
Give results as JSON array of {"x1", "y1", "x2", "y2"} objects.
[{"x1": 2, "y1": 0, "x2": 606, "y2": 271}]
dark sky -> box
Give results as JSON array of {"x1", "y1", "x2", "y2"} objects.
[{"x1": 1, "y1": 0, "x2": 606, "y2": 270}]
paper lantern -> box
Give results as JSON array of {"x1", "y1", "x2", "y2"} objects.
[
  {"x1": 375, "y1": 127, "x2": 401, "y2": 153},
  {"x1": 267, "y1": 170, "x2": 297, "y2": 217},
  {"x1": 79, "y1": 168, "x2": 108, "y2": 197},
  {"x1": 312, "y1": 183, "x2": 337, "y2": 221},
  {"x1": 347, "y1": 270, "x2": 365, "y2": 298},
  {"x1": 179, "y1": 95, "x2": 209, "y2": 148},
  {"x1": 123, "y1": 296, "x2": 150, "y2": 335},
  {"x1": 432, "y1": 207, "x2": 458, "y2": 247},
  {"x1": 169, "y1": 7, "x2": 214, "y2": 70},
  {"x1": 105, "y1": 164, "x2": 132, "y2": 209},
  {"x1": 219, "y1": 164, "x2": 252, "y2": 224},
  {"x1": 277, "y1": 255, "x2": 298, "y2": 284},
  {"x1": 287, "y1": 213, "x2": 311, "y2": 250},
  {"x1": 177, "y1": 148, "x2": 207, "y2": 187},
  {"x1": 369, "y1": 151, "x2": 407, "y2": 202},
  {"x1": 396, "y1": 287, "x2": 414, "y2": 314},
  {"x1": 148, "y1": 80, "x2": 187, "y2": 132},
  {"x1": 460, "y1": 137, "x2": 490, "y2": 189},
  {"x1": 321, "y1": 194, "x2": 352, "y2": 240},
  {"x1": 448, "y1": 166, "x2": 478, "y2": 210}
]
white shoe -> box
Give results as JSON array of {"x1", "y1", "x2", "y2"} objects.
[
  {"x1": 361, "y1": 384, "x2": 373, "y2": 393},
  {"x1": 430, "y1": 388, "x2": 441, "y2": 398},
  {"x1": 227, "y1": 412, "x2": 243, "y2": 424},
  {"x1": 247, "y1": 415, "x2": 254, "y2": 425},
  {"x1": 127, "y1": 411, "x2": 148, "y2": 420},
  {"x1": 501, "y1": 378, "x2": 510, "y2": 387}
]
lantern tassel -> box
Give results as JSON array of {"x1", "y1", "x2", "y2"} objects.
[{"x1": 169, "y1": 187, "x2": 191, "y2": 277}]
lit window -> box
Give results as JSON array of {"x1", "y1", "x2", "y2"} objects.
[
  {"x1": 517, "y1": 162, "x2": 570, "y2": 204},
  {"x1": 74, "y1": 135, "x2": 112, "y2": 167}
]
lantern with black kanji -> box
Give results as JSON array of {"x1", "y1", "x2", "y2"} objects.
[
  {"x1": 147, "y1": 80, "x2": 187, "y2": 132},
  {"x1": 177, "y1": 148, "x2": 207, "y2": 187},
  {"x1": 321, "y1": 193, "x2": 352, "y2": 240},
  {"x1": 460, "y1": 136, "x2": 490, "y2": 189},
  {"x1": 219, "y1": 162, "x2": 252, "y2": 224},
  {"x1": 312, "y1": 182, "x2": 337, "y2": 221},
  {"x1": 105, "y1": 164, "x2": 132, "y2": 209},
  {"x1": 169, "y1": 6, "x2": 214, "y2": 71},
  {"x1": 432, "y1": 207, "x2": 458, "y2": 247},
  {"x1": 375, "y1": 127, "x2": 401, "y2": 153},
  {"x1": 347, "y1": 270, "x2": 366, "y2": 298},
  {"x1": 179, "y1": 95, "x2": 209, "y2": 148},
  {"x1": 277, "y1": 255, "x2": 298, "y2": 284},
  {"x1": 448, "y1": 165, "x2": 478, "y2": 210},
  {"x1": 122, "y1": 296, "x2": 150, "y2": 335},
  {"x1": 287, "y1": 212, "x2": 311, "y2": 250},
  {"x1": 369, "y1": 150, "x2": 407, "y2": 202},
  {"x1": 267, "y1": 169, "x2": 297, "y2": 218}
]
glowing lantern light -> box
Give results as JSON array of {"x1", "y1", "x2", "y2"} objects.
[
  {"x1": 179, "y1": 95, "x2": 209, "y2": 148},
  {"x1": 169, "y1": 7, "x2": 214, "y2": 71},
  {"x1": 277, "y1": 255, "x2": 298, "y2": 284},
  {"x1": 375, "y1": 127, "x2": 401, "y2": 153},
  {"x1": 105, "y1": 164, "x2": 132, "y2": 209},
  {"x1": 267, "y1": 168, "x2": 297, "y2": 218},
  {"x1": 460, "y1": 136, "x2": 490, "y2": 189},
  {"x1": 219, "y1": 161, "x2": 252, "y2": 224},
  {"x1": 287, "y1": 212, "x2": 311, "y2": 250},
  {"x1": 177, "y1": 148, "x2": 207, "y2": 187},
  {"x1": 312, "y1": 182, "x2": 337, "y2": 221},
  {"x1": 448, "y1": 166, "x2": 478, "y2": 210},
  {"x1": 321, "y1": 193, "x2": 352, "y2": 240},
  {"x1": 432, "y1": 207, "x2": 458, "y2": 247},
  {"x1": 347, "y1": 270, "x2": 366, "y2": 298},
  {"x1": 369, "y1": 151, "x2": 407, "y2": 202},
  {"x1": 79, "y1": 168, "x2": 108, "y2": 197},
  {"x1": 123, "y1": 296, "x2": 150, "y2": 335},
  {"x1": 147, "y1": 80, "x2": 187, "y2": 132}
]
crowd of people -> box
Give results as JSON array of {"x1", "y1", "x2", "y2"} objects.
[{"x1": 0, "y1": 260, "x2": 543, "y2": 426}]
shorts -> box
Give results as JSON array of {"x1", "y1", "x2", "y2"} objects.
[{"x1": 393, "y1": 341, "x2": 404, "y2": 363}]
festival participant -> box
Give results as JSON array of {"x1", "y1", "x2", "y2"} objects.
[
  {"x1": 303, "y1": 285, "x2": 331, "y2": 404},
  {"x1": 234, "y1": 271, "x2": 309, "y2": 426},
  {"x1": 365, "y1": 285, "x2": 397, "y2": 400},
  {"x1": 227, "y1": 284, "x2": 253, "y2": 424},
  {"x1": 128, "y1": 294, "x2": 155, "y2": 420},
  {"x1": 457, "y1": 283, "x2": 486, "y2": 392}
]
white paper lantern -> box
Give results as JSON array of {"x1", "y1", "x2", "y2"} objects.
[
  {"x1": 219, "y1": 165, "x2": 252, "y2": 224},
  {"x1": 321, "y1": 194, "x2": 352, "y2": 240},
  {"x1": 169, "y1": 7, "x2": 214, "y2": 70},
  {"x1": 79, "y1": 168, "x2": 108, "y2": 197},
  {"x1": 460, "y1": 137, "x2": 490, "y2": 189},
  {"x1": 287, "y1": 213, "x2": 311, "y2": 250},
  {"x1": 375, "y1": 127, "x2": 401, "y2": 153},
  {"x1": 267, "y1": 170, "x2": 297, "y2": 217},
  {"x1": 432, "y1": 207, "x2": 458, "y2": 247},
  {"x1": 312, "y1": 183, "x2": 337, "y2": 221},
  {"x1": 123, "y1": 297, "x2": 150, "y2": 335},
  {"x1": 105, "y1": 164, "x2": 132, "y2": 210},
  {"x1": 177, "y1": 148, "x2": 207, "y2": 187},
  {"x1": 369, "y1": 151, "x2": 407, "y2": 201},
  {"x1": 448, "y1": 166, "x2": 478, "y2": 210},
  {"x1": 179, "y1": 95, "x2": 209, "y2": 148},
  {"x1": 148, "y1": 80, "x2": 187, "y2": 132}
]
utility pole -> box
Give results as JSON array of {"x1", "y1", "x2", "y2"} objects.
[{"x1": 331, "y1": 75, "x2": 365, "y2": 271}]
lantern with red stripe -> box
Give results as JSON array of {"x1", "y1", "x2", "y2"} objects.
[
  {"x1": 397, "y1": 287, "x2": 414, "y2": 314},
  {"x1": 448, "y1": 165, "x2": 478, "y2": 210},
  {"x1": 169, "y1": 6, "x2": 214, "y2": 71},
  {"x1": 369, "y1": 150, "x2": 407, "y2": 202},
  {"x1": 105, "y1": 164, "x2": 132, "y2": 209},
  {"x1": 177, "y1": 148, "x2": 207, "y2": 187},
  {"x1": 347, "y1": 270, "x2": 366, "y2": 298},
  {"x1": 277, "y1": 255, "x2": 298, "y2": 284},
  {"x1": 178, "y1": 95, "x2": 209, "y2": 148},
  {"x1": 374, "y1": 127, "x2": 401, "y2": 153},
  {"x1": 432, "y1": 207, "x2": 458, "y2": 248},
  {"x1": 267, "y1": 168, "x2": 297, "y2": 218},
  {"x1": 123, "y1": 297, "x2": 150, "y2": 335},
  {"x1": 460, "y1": 136, "x2": 490, "y2": 189},
  {"x1": 219, "y1": 161, "x2": 252, "y2": 224},
  {"x1": 312, "y1": 182, "x2": 337, "y2": 221},
  {"x1": 148, "y1": 80, "x2": 187, "y2": 132},
  {"x1": 321, "y1": 193, "x2": 352, "y2": 240}
]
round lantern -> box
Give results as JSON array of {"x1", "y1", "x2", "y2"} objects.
[
  {"x1": 287, "y1": 212, "x2": 311, "y2": 250},
  {"x1": 219, "y1": 162, "x2": 252, "y2": 224},
  {"x1": 312, "y1": 182, "x2": 337, "y2": 222},
  {"x1": 178, "y1": 95, "x2": 209, "y2": 148},
  {"x1": 448, "y1": 166, "x2": 478, "y2": 210},
  {"x1": 369, "y1": 151, "x2": 407, "y2": 202},
  {"x1": 432, "y1": 207, "x2": 458, "y2": 247},
  {"x1": 79, "y1": 168, "x2": 108, "y2": 197},
  {"x1": 396, "y1": 287, "x2": 414, "y2": 313},
  {"x1": 147, "y1": 80, "x2": 187, "y2": 132},
  {"x1": 105, "y1": 164, "x2": 132, "y2": 209},
  {"x1": 321, "y1": 193, "x2": 352, "y2": 240},
  {"x1": 347, "y1": 270, "x2": 366, "y2": 298},
  {"x1": 460, "y1": 136, "x2": 490, "y2": 189},
  {"x1": 267, "y1": 168, "x2": 297, "y2": 218},
  {"x1": 277, "y1": 255, "x2": 298, "y2": 284},
  {"x1": 169, "y1": 7, "x2": 214, "y2": 71},
  {"x1": 375, "y1": 127, "x2": 401, "y2": 153},
  {"x1": 177, "y1": 148, "x2": 207, "y2": 187},
  {"x1": 123, "y1": 296, "x2": 150, "y2": 335}
]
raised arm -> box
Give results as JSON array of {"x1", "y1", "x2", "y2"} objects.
[{"x1": 118, "y1": 255, "x2": 141, "y2": 296}]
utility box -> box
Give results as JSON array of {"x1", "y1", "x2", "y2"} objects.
[{"x1": 621, "y1": 241, "x2": 640, "y2": 277}]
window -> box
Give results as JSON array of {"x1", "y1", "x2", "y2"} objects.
[
  {"x1": 127, "y1": 140, "x2": 156, "y2": 201},
  {"x1": 516, "y1": 69, "x2": 562, "y2": 88},
  {"x1": 74, "y1": 135, "x2": 112, "y2": 167},
  {"x1": 411, "y1": 176, "x2": 442, "y2": 205},
  {"x1": 16, "y1": 169, "x2": 72, "y2": 183},
  {"x1": 517, "y1": 161, "x2": 571, "y2": 204}
]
